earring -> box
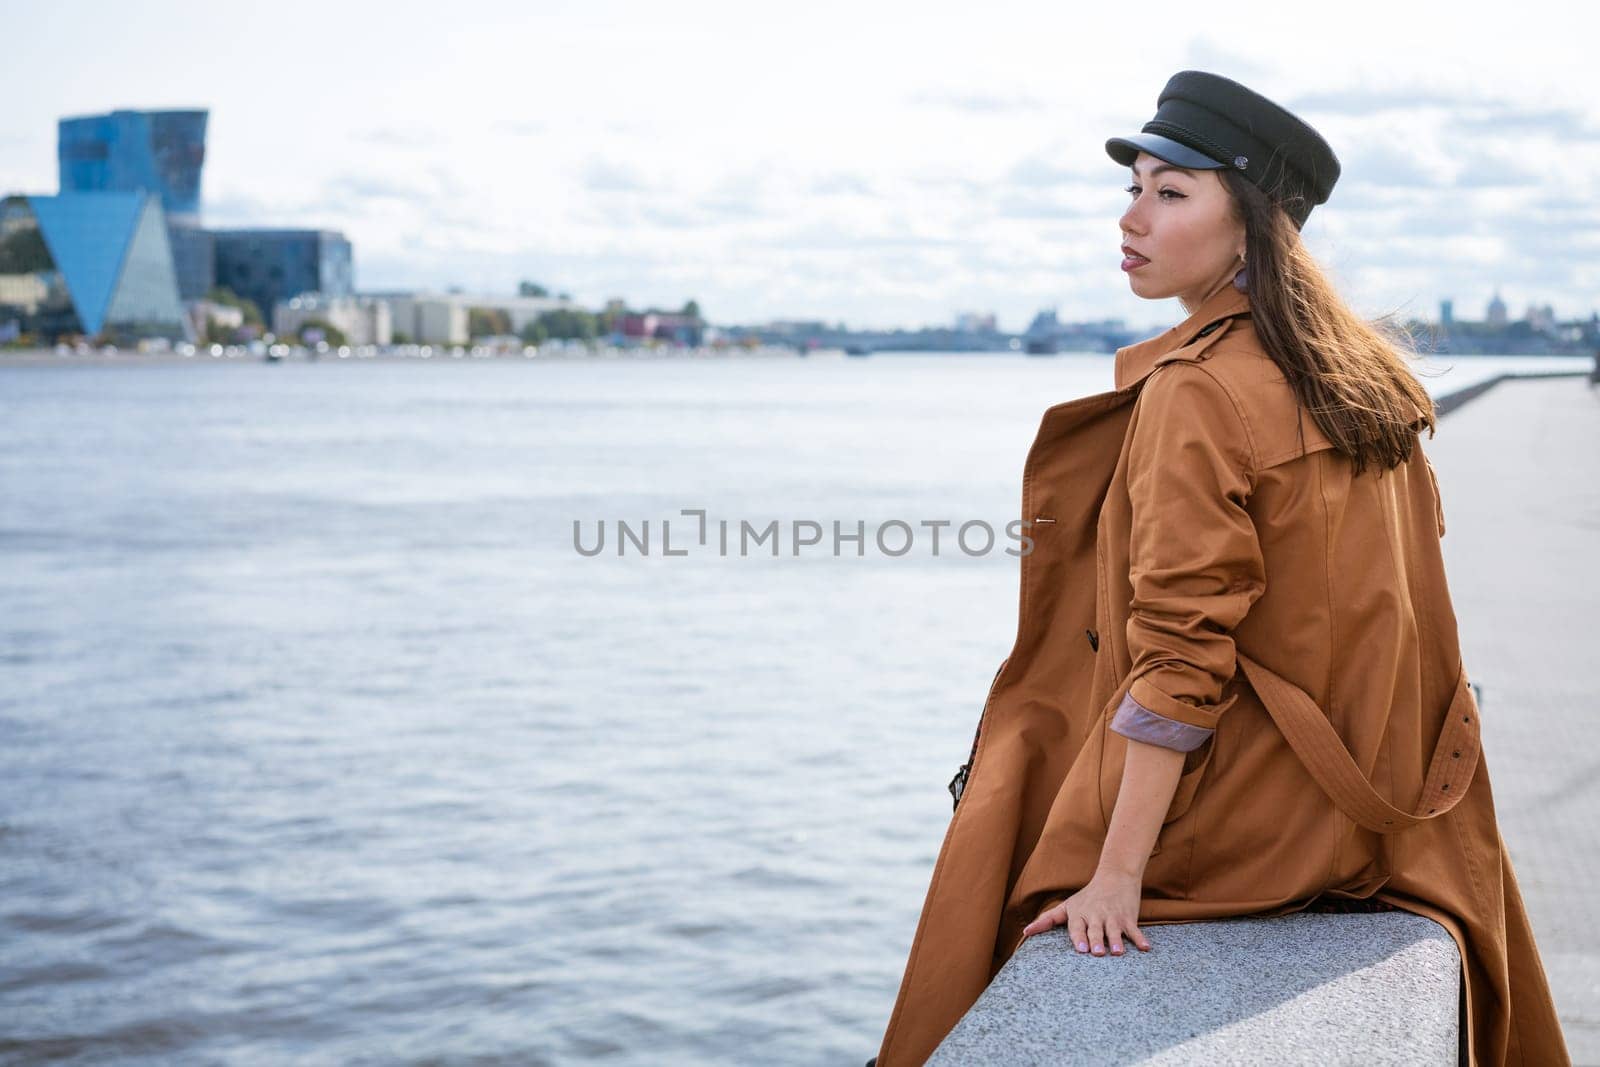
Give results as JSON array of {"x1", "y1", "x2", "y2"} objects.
[{"x1": 1232, "y1": 261, "x2": 1249, "y2": 292}]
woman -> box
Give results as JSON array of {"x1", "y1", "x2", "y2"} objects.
[{"x1": 870, "y1": 71, "x2": 1569, "y2": 1066}]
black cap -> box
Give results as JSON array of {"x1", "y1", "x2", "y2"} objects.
[{"x1": 1106, "y1": 70, "x2": 1341, "y2": 229}]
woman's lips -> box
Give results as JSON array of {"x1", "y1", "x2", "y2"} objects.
[{"x1": 1121, "y1": 254, "x2": 1151, "y2": 271}]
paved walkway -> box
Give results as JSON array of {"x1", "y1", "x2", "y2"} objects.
[{"x1": 1429, "y1": 374, "x2": 1600, "y2": 1062}]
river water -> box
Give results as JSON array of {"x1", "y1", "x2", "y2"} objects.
[{"x1": 0, "y1": 350, "x2": 1585, "y2": 1064}]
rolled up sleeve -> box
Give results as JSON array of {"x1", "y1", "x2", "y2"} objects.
[
  {"x1": 1123, "y1": 363, "x2": 1266, "y2": 734},
  {"x1": 1109, "y1": 689, "x2": 1215, "y2": 751}
]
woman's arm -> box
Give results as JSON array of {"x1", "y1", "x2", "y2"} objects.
[
  {"x1": 1019, "y1": 738, "x2": 1185, "y2": 955},
  {"x1": 1098, "y1": 737, "x2": 1186, "y2": 880}
]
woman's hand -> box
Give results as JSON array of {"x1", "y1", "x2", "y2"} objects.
[{"x1": 1018, "y1": 869, "x2": 1152, "y2": 957}]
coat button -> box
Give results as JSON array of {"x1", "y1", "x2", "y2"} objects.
[{"x1": 1085, "y1": 628, "x2": 1099, "y2": 652}]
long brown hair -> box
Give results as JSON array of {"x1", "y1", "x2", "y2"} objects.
[{"x1": 1219, "y1": 168, "x2": 1438, "y2": 477}]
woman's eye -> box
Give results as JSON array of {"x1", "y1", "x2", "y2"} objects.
[{"x1": 1123, "y1": 185, "x2": 1184, "y2": 200}]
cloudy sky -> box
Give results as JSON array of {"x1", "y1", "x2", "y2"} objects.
[{"x1": 2, "y1": 0, "x2": 1596, "y2": 332}]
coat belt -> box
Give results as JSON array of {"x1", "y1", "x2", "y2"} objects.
[{"x1": 1235, "y1": 651, "x2": 1482, "y2": 833}]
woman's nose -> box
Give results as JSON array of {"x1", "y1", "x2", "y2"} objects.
[{"x1": 1120, "y1": 201, "x2": 1146, "y2": 236}]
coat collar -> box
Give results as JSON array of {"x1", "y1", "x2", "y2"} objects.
[{"x1": 1114, "y1": 284, "x2": 1252, "y2": 392}]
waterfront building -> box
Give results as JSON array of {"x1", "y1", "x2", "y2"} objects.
[
  {"x1": 1487, "y1": 288, "x2": 1508, "y2": 327},
  {"x1": 467, "y1": 292, "x2": 576, "y2": 335},
  {"x1": 273, "y1": 293, "x2": 392, "y2": 346},
  {"x1": 620, "y1": 310, "x2": 702, "y2": 345},
  {"x1": 363, "y1": 291, "x2": 580, "y2": 344},
  {"x1": 0, "y1": 191, "x2": 188, "y2": 342},
  {"x1": 364, "y1": 291, "x2": 470, "y2": 345},
  {"x1": 213, "y1": 230, "x2": 353, "y2": 326},
  {"x1": 58, "y1": 109, "x2": 214, "y2": 300}
]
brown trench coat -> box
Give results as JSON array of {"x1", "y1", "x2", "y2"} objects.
[{"x1": 873, "y1": 283, "x2": 1569, "y2": 1066}]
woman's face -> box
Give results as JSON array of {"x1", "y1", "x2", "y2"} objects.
[{"x1": 1118, "y1": 150, "x2": 1248, "y2": 312}]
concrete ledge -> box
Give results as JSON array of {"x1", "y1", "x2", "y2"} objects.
[
  {"x1": 927, "y1": 911, "x2": 1460, "y2": 1066},
  {"x1": 1433, "y1": 368, "x2": 1590, "y2": 417}
]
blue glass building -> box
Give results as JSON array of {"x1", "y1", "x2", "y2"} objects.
[
  {"x1": 59, "y1": 110, "x2": 206, "y2": 219},
  {"x1": 211, "y1": 230, "x2": 353, "y2": 324},
  {"x1": 0, "y1": 192, "x2": 188, "y2": 341},
  {"x1": 58, "y1": 109, "x2": 214, "y2": 299}
]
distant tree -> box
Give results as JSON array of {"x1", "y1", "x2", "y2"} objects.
[
  {"x1": 535, "y1": 308, "x2": 598, "y2": 341},
  {"x1": 681, "y1": 299, "x2": 701, "y2": 320},
  {"x1": 297, "y1": 318, "x2": 347, "y2": 346},
  {"x1": 518, "y1": 280, "x2": 549, "y2": 297},
  {"x1": 392, "y1": 330, "x2": 411, "y2": 344},
  {"x1": 206, "y1": 286, "x2": 264, "y2": 326},
  {"x1": 519, "y1": 320, "x2": 548, "y2": 344},
  {"x1": 468, "y1": 307, "x2": 512, "y2": 338}
]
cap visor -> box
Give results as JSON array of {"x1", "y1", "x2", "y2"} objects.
[{"x1": 1105, "y1": 133, "x2": 1224, "y2": 170}]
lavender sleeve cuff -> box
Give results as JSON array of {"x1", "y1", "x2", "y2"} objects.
[{"x1": 1109, "y1": 689, "x2": 1216, "y2": 752}]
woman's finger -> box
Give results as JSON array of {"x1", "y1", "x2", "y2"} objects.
[
  {"x1": 1128, "y1": 920, "x2": 1152, "y2": 951},
  {"x1": 1021, "y1": 903, "x2": 1061, "y2": 938},
  {"x1": 1107, "y1": 922, "x2": 1125, "y2": 956},
  {"x1": 1087, "y1": 915, "x2": 1106, "y2": 956},
  {"x1": 1068, "y1": 909, "x2": 1089, "y2": 953}
]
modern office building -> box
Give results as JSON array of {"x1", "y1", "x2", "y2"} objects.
[
  {"x1": 59, "y1": 110, "x2": 206, "y2": 217},
  {"x1": 0, "y1": 191, "x2": 188, "y2": 341},
  {"x1": 58, "y1": 109, "x2": 214, "y2": 300},
  {"x1": 165, "y1": 226, "x2": 214, "y2": 304},
  {"x1": 212, "y1": 229, "x2": 353, "y2": 324}
]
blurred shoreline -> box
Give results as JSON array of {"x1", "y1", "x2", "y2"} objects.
[{"x1": 0, "y1": 344, "x2": 826, "y2": 367}]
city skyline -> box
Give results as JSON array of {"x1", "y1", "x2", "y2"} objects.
[{"x1": 2, "y1": 0, "x2": 1595, "y2": 333}]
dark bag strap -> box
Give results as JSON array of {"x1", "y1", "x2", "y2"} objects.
[{"x1": 1235, "y1": 650, "x2": 1481, "y2": 833}]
